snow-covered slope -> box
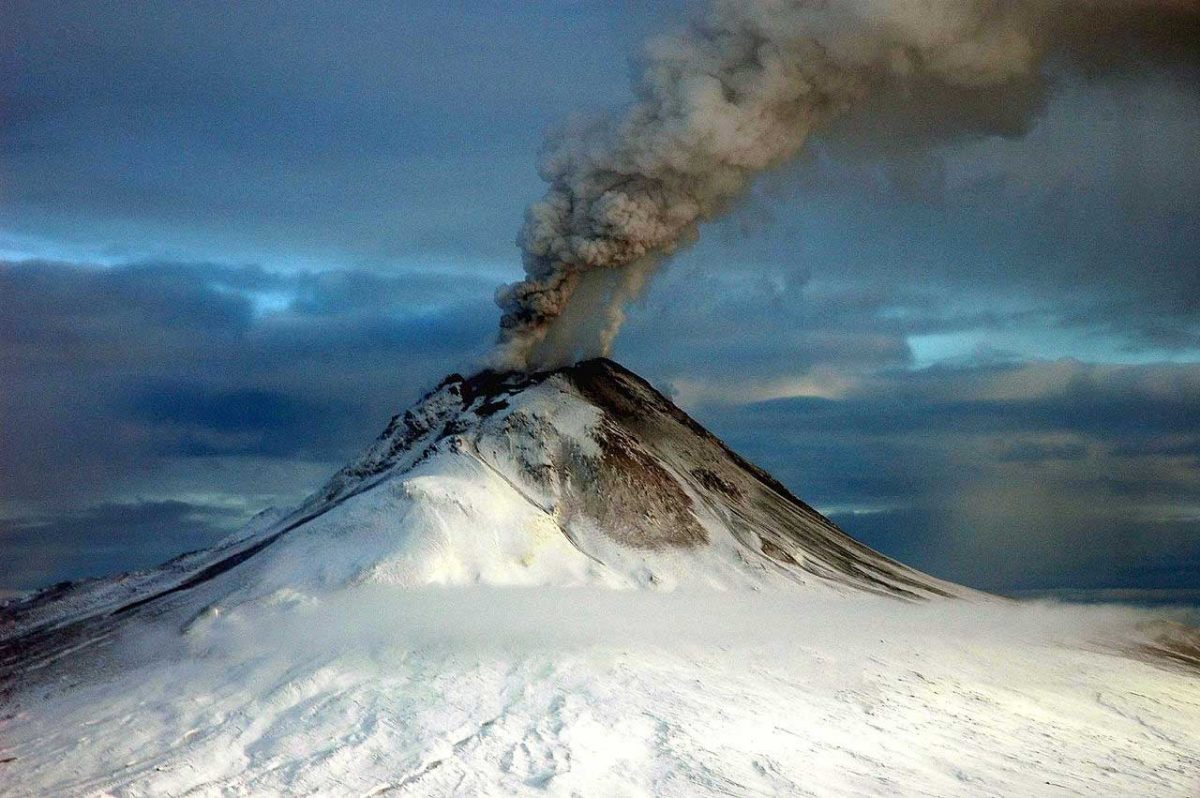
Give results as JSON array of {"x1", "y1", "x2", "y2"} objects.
[
  {"x1": 2, "y1": 358, "x2": 1198, "y2": 796},
  {"x1": 3, "y1": 588, "x2": 1200, "y2": 797}
]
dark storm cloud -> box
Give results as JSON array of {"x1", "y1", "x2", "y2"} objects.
[
  {"x1": 0, "y1": 1, "x2": 662, "y2": 264},
  {"x1": 996, "y1": 441, "x2": 1088, "y2": 463},
  {"x1": 824, "y1": 505, "x2": 1200, "y2": 593},
  {"x1": 686, "y1": 360, "x2": 1200, "y2": 591},
  {"x1": 742, "y1": 381, "x2": 1200, "y2": 438},
  {"x1": 128, "y1": 383, "x2": 332, "y2": 458},
  {"x1": 0, "y1": 500, "x2": 243, "y2": 592},
  {"x1": 1110, "y1": 436, "x2": 1200, "y2": 462},
  {"x1": 0, "y1": 259, "x2": 495, "y2": 508},
  {"x1": 707, "y1": 359, "x2": 1200, "y2": 486}
]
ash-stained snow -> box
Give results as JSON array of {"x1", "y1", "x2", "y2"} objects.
[{"x1": 2, "y1": 358, "x2": 1198, "y2": 796}]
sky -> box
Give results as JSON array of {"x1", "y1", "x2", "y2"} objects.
[{"x1": 2, "y1": 0, "x2": 1198, "y2": 597}]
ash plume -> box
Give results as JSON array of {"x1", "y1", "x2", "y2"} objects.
[{"x1": 493, "y1": 0, "x2": 1199, "y2": 371}]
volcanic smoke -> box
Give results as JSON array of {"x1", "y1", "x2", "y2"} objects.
[{"x1": 492, "y1": 0, "x2": 1199, "y2": 371}]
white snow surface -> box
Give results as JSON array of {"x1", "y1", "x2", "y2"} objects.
[
  {"x1": 2, "y1": 360, "x2": 1198, "y2": 795},
  {"x1": 3, "y1": 590, "x2": 1200, "y2": 797}
]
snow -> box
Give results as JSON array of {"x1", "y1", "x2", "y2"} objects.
[
  {"x1": 236, "y1": 453, "x2": 614, "y2": 594},
  {"x1": 3, "y1": 590, "x2": 1199, "y2": 796}
]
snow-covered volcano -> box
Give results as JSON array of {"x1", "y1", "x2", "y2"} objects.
[
  {"x1": 2, "y1": 358, "x2": 961, "y2": 649},
  {"x1": 3, "y1": 359, "x2": 1198, "y2": 796}
]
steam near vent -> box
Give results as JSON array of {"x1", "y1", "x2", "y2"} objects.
[{"x1": 491, "y1": 0, "x2": 1199, "y2": 371}]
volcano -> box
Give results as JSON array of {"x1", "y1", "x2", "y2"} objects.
[
  {"x1": 1, "y1": 358, "x2": 963, "y2": 647},
  {"x1": 2, "y1": 359, "x2": 1198, "y2": 797}
]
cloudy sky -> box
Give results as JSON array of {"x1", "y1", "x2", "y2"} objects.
[{"x1": 2, "y1": 1, "x2": 1198, "y2": 596}]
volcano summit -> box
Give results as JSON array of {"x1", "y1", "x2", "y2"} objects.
[{"x1": 2, "y1": 359, "x2": 1198, "y2": 796}]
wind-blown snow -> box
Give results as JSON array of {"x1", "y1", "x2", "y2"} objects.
[{"x1": 2, "y1": 590, "x2": 1199, "y2": 796}]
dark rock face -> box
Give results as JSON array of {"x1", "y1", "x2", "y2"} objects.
[{"x1": 582, "y1": 421, "x2": 709, "y2": 549}]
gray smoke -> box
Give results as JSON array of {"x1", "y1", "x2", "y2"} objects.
[{"x1": 493, "y1": 0, "x2": 1199, "y2": 371}]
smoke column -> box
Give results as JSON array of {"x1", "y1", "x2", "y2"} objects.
[{"x1": 493, "y1": 0, "x2": 1199, "y2": 371}]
